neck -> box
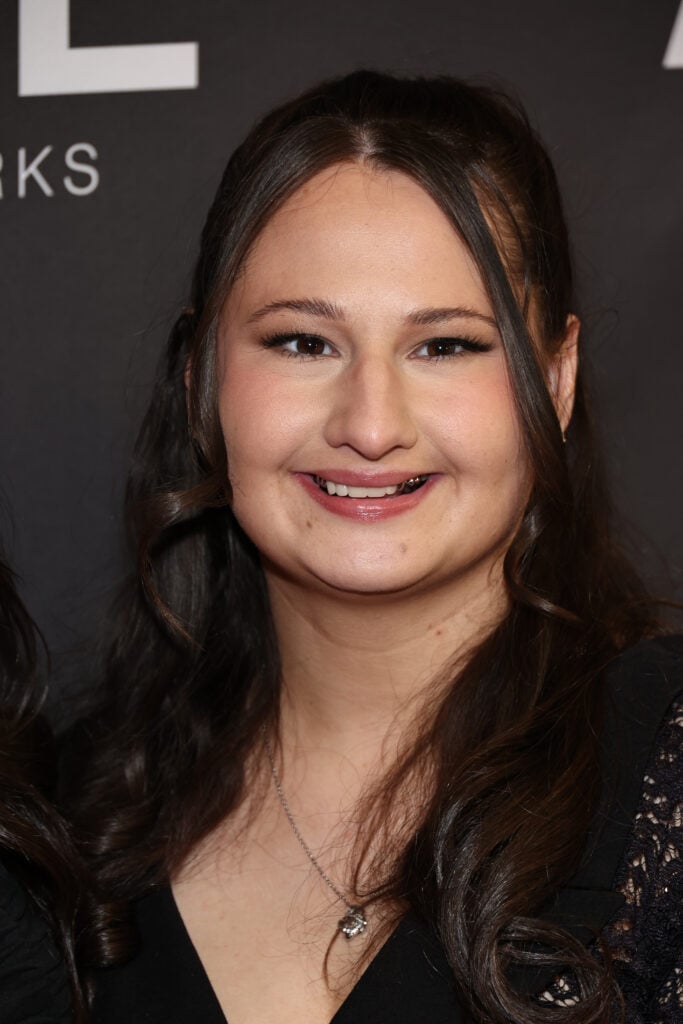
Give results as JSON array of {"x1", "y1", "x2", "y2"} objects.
[{"x1": 265, "y1": 568, "x2": 506, "y2": 763}]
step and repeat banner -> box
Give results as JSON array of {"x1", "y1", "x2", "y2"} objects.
[{"x1": 1, "y1": 0, "x2": 682, "y2": 690}]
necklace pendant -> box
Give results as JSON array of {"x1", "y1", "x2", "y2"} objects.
[{"x1": 338, "y1": 906, "x2": 367, "y2": 939}]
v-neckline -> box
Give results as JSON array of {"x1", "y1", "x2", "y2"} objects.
[{"x1": 146, "y1": 886, "x2": 465, "y2": 1024}]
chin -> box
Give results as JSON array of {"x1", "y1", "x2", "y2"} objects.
[{"x1": 306, "y1": 560, "x2": 435, "y2": 598}]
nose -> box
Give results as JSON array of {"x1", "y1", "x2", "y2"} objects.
[{"x1": 322, "y1": 355, "x2": 418, "y2": 460}]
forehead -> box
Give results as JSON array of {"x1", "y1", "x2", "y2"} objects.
[{"x1": 225, "y1": 162, "x2": 492, "y2": 320}]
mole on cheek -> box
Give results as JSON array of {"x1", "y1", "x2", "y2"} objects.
[
  {"x1": 306, "y1": 520, "x2": 313, "y2": 529},
  {"x1": 399, "y1": 543, "x2": 407, "y2": 554}
]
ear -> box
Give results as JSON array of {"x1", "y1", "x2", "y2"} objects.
[{"x1": 547, "y1": 314, "x2": 579, "y2": 434}]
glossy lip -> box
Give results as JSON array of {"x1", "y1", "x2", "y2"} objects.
[{"x1": 295, "y1": 472, "x2": 439, "y2": 521}]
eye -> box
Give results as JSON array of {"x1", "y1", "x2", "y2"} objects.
[
  {"x1": 261, "y1": 332, "x2": 335, "y2": 358},
  {"x1": 412, "y1": 336, "x2": 493, "y2": 360}
]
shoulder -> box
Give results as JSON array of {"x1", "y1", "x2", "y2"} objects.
[
  {"x1": 565, "y1": 636, "x2": 683, "y2": 895},
  {"x1": 0, "y1": 861, "x2": 72, "y2": 1023},
  {"x1": 604, "y1": 634, "x2": 683, "y2": 705},
  {"x1": 600, "y1": 643, "x2": 683, "y2": 1018},
  {"x1": 604, "y1": 634, "x2": 683, "y2": 822},
  {"x1": 600, "y1": 635, "x2": 683, "y2": 784},
  {"x1": 539, "y1": 640, "x2": 683, "y2": 1013}
]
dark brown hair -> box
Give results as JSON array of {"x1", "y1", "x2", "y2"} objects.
[
  {"x1": 74, "y1": 71, "x2": 661, "y2": 1022},
  {"x1": 0, "y1": 556, "x2": 89, "y2": 1020}
]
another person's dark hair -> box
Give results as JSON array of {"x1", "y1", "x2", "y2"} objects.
[
  {"x1": 0, "y1": 556, "x2": 88, "y2": 1020},
  {"x1": 74, "y1": 71, "x2": 662, "y2": 1023}
]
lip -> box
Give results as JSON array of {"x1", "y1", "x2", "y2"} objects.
[{"x1": 295, "y1": 472, "x2": 439, "y2": 521}]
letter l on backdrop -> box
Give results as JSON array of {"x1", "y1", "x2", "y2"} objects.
[
  {"x1": 664, "y1": 0, "x2": 683, "y2": 67},
  {"x1": 19, "y1": 0, "x2": 198, "y2": 97},
  {"x1": 17, "y1": 0, "x2": 681, "y2": 96}
]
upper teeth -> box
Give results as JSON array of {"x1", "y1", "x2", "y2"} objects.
[
  {"x1": 314, "y1": 475, "x2": 426, "y2": 498},
  {"x1": 327, "y1": 481, "x2": 397, "y2": 497}
]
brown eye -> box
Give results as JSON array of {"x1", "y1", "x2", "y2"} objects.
[
  {"x1": 262, "y1": 332, "x2": 334, "y2": 358},
  {"x1": 414, "y1": 336, "x2": 493, "y2": 360},
  {"x1": 293, "y1": 336, "x2": 327, "y2": 356},
  {"x1": 424, "y1": 339, "x2": 463, "y2": 358}
]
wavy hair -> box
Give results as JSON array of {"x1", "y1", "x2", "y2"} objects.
[
  {"x1": 0, "y1": 556, "x2": 89, "y2": 1019},
  {"x1": 73, "y1": 72, "x2": 661, "y2": 1023}
]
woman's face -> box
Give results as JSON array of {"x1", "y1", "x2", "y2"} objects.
[{"x1": 216, "y1": 163, "x2": 531, "y2": 600}]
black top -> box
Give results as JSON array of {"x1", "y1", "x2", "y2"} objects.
[
  {"x1": 0, "y1": 862, "x2": 71, "y2": 1023},
  {"x1": 92, "y1": 638, "x2": 683, "y2": 1023}
]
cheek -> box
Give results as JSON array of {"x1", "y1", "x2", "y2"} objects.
[
  {"x1": 217, "y1": 361, "x2": 314, "y2": 480},
  {"x1": 430, "y1": 372, "x2": 524, "y2": 479}
]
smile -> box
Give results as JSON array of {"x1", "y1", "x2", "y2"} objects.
[{"x1": 312, "y1": 474, "x2": 429, "y2": 498}]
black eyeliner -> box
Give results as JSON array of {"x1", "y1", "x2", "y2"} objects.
[{"x1": 260, "y1": 329, "x2": 326, "y2": 348}]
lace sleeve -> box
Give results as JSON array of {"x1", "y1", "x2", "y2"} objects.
[
  {"x1": 602, "y1": 697, "x2": 683, "y2": 1022},
  {"x1": 539, "y1": 698, "x2": 683, "y2": 1020}
]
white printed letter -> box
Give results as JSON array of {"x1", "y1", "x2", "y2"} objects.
[
  {"x1": 19, "y1": 0, "x2": 199, "y2": 97},
  {"x1": 18, "y1": 146, "x2": 54, "y2": 197},
  {"x1": 64, "y1": 143, "x2": 99, "y2": 196},
  {"x1": 664, "y1": 0, "x2": 683, "y2": 68}
]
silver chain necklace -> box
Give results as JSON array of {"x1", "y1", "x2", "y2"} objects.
[{"x1": 264, "y1": 734, "x2": 368, "y2": 939}]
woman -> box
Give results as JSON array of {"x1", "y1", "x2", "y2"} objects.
[
  {"x1": 0, "y1": 554, "x2": 87, "y2": 1022},
  {"x1": 76, "y1": 72, "x2": 682, "y2": 1023}
]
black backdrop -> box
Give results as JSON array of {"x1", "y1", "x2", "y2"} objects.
[{"x1": 2, "y1": 0, "x2": 682, "y2": 699}]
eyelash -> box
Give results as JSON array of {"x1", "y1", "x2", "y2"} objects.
[
  {"x1": 413, "y1": 336, "x2": 493, "y2": 360},
  {"x1": 260, "y1": 331, "x2": 493, "y2": 361},
  {"x1": 261, "y1": 332, "x2": 334, "y2": 359}
]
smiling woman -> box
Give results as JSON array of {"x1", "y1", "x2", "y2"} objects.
[
  {"x1": 72, "y1": 72, "x2": 682, "y2": 1024},
  {"x1": 218, "y1": 163, "x2": 535, "y2": 599}
]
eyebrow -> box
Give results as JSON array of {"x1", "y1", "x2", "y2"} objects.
[
  {"x1": 407, "y1": 305, "x2": 497, "y2": 329},
  {"x1": 246, "y1": 298, "x2": 345, "y2": 323},
  {"x1": 246, "y1": 298, "x2": 497, "y2": 330}
]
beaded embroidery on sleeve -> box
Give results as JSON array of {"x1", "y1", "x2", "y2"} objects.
[{"x1": 539, "y1": 698, "x2": 683, "y2": 1020}]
